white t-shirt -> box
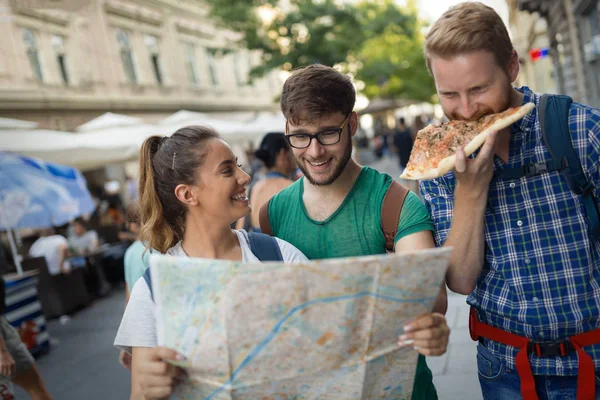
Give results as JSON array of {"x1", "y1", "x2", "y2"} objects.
[
  {"x1": 29, "y1": 235, "x2": 68, "y2": 275},
  {"x1": 114, "y1": 230, "x2": 307, "y2": 354},
  {"x1": 69, "y1": 230, "x2": 98, "y2": 253}
]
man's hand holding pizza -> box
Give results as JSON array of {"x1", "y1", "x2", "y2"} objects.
[
  {"x1": 399, "y1": 104, "x2": 534, "y2": 294},
  {"x1": 454, "y1": 130, "x2": 498, "y2": 200}
]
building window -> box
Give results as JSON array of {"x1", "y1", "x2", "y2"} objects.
[
  {"x1": 144, "y1": 34, "x2": 162, "y2": 85},
  {"x1": 116, "y1": 29, "x2": 137, "y2": 84},
  {"x1": 585, "y1": 7, "x2": 599, "y2": 39},
  {"x1": 23, "y1": 29, "x2": 43, "y2": 81},
  {"x1": 206, "y1": 48, "x2": 220, "y2": 87},
  {"x1": 52, "y1": 35, "x2": 69, "y2": 85},
  {"x1": 183, "y1": 42, "x2": 199, "y2": 86}
]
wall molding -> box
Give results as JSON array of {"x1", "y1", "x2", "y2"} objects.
[
  {"x1": 14, "y1": 8, "x2": 71, "y2": 26},
  {"x1": 104, "y1": 0, "x2": 163, "y2": 26}
]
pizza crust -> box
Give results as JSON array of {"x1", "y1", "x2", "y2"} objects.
[{"x1": 400, "y1": 102, "x2": 535, "y2": 180}]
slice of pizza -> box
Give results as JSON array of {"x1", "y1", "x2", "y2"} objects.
[{"x1": 399, "y1": 102, "x2": 535, "y2": 180}]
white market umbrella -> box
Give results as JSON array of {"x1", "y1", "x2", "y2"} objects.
[
  {"x1": 76, "y1": 112, "x2": 144, "y2": 133},
  {"x1": 0, "y1": 152, "x2": 95, "y2": 274},
  {"x1": 0, "y1": 117, "x2": 39, "y2": 130}
]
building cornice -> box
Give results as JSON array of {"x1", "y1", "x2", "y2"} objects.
[
  {"x1": 174, "y1": 17, "x2": 215, "y2": 39},
  {"x1": 13, "y1": 8, "x2": 71, "y2": 26},
  {"x1": 142, "y1": 0, "x2": 209, "y2": 18},
  {"x1": 104, "y1": 0, "x2": 163, "y2": 26},
  {"x1": 0, "y1": 92, "x2": 278, "y2": 112}
]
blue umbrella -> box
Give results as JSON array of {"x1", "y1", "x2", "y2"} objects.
[{"x1": 0, "y1": 152, "x2": 96, "y2": 273}]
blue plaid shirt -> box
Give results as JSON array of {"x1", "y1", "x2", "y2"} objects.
[{"x1": 420, "y1": 86, "x2": 600, "y2": 375}]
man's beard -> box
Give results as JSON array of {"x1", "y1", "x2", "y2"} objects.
[{"x1": 296, "y1": 137, "x2": 353, "y2": 186}]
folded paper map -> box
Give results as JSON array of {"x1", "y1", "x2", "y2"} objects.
[{"x1": 150, "y1": 247, "x2": 451, "y2": 400}]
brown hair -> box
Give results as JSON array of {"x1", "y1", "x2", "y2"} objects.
[
  {"x1": 126, "y1": 202, "x2": 141, "y2": 225},
  {"x1": 139, "y1": 126, "x2": 219, "y2": 253},
  {"x1": 72, "y1": 217, "x2": 89, "y2": 231},
  {"x1": 424, "y1": 2, "x2": 513, "y2": 73},
  {"x1": 280, "y1": 64, "x2": 355, "y2": 125}
]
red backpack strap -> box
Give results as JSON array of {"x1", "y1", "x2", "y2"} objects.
[
  {"x1": 258, "y1": 199, "x2": 273, "y2": 236},
  {"x1": 381, "y1": 180, "x2": 409, "y2": 252}
]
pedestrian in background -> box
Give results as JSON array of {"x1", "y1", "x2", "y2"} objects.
[
  {"x1": 236, "y1": 132, "x2": 296, "y2": 232},
  {"x1": 0, "y1": 276, "x2": 52, "y2": 400},
  {"x1": 119, "y1": 203, "x2": 150, "y2": 370},
  {"x1": 68, "y1": 218, "x2": 99, "y2": 256},
  {"x1": 392, "y1": 117, "x2": 413, "y2": 172},
  {"x1": 28, "y1": 229, "x2": 70, "y2": 276}
]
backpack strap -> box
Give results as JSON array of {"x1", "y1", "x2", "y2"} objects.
[
  {"x1": 381, "y1": 180, "x2": 409, "y2": 252},
  {"x1": 258, "y1": 199, "x2": 273, "y2": 236},
  {"x1": 247, "y1": 232, "x2": 283, "y2": 261},
  {"x1": 495, "y1": 159, "x2": 567, "y2": 180},
  {"x1": 143, "y1": 267, "x2": 154, "y2": 302},
  {"x1": 539, "y1": 94, "x2": 600, "y2": 240}
]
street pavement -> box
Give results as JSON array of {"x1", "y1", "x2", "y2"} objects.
[
  {"x1": 14, "y1": 288, "x2": 130, "y2": 399},
  {"x1": 15, "y1": 152, "x2": 482, "y2": 400}
]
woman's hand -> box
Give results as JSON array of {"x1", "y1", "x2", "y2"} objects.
[
  {"x1": 134, "y1": 346, "x2": 185, "y2": 400},
  {"x1": 119, "y1": 350, "x2": 132, "y2": 370},
  {"x1": 397, "y1": 313, "x2": 450, "y2": 356}
]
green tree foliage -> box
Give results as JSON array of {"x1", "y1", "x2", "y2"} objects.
[{"x1": 205, "y1": 0, "x2": 436, "y2": 102}]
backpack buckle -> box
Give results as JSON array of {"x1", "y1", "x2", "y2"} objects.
[
  {"x1": 527, "y1": 340, "x2": 575, "y2": 357},
  {"x1": 581, "y1": 181, "x2": 595, "y2": 196},
  {"x1": 522, "y1": 162, "x2": 548, "y2": 176}
]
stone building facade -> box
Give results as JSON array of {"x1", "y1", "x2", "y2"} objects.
[
  {"x1": 511, "y1": 0, "x2": 600, "y2": 106},
  {"x1": 0, "y1": 0, "x2": 281, "y2": 130}
]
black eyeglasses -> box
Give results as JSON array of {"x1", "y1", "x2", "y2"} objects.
[{"x1": 285, "y1": 113, "x2": 352, "y2": 149}]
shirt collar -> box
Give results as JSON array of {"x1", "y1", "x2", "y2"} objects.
[{"x1": 513, "y1": 86, "x2": 538, "y2": 135}]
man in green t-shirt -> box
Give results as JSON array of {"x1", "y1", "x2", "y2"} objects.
[{"x1": 260, "y1": 64, "x2": 449, "y2": 399}]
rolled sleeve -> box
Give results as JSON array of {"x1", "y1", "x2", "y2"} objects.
[
  {"x1": 419, "y1": 176, "x2": 455, "y2": 247},
  {"x1": 394, "y1": 191, "x2": 434, "y2": 244}
]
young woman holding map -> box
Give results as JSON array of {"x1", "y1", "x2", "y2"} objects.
[{"x1": 114, "y1": 126, "x2": 308, "y2": 399}]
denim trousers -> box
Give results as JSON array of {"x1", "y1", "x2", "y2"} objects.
[{"x1": 477, "y1": 342, "x2": 600, "y2": 400}]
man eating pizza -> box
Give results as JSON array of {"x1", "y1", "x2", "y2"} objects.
[{"x1": 419, "y1": 2, "x2": 600, "y2": 399}]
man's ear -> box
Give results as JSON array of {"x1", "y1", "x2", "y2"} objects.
[
  {"x1": 174, "y1": 184, "x2": 199, "y2": 207},
  {"x1": 349, "y1": 112, "x2": 359, "y2": 138},
  {"x1": 508, "y1": 50, "x2": 520, "y2": 83}
]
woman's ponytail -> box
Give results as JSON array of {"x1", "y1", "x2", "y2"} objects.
[
  {"x1": 138, "y1": 136, "x2": 177, "y2": 253},
  {"x1": 138, "y1": 127, "x2": 219, "y2": 253}
]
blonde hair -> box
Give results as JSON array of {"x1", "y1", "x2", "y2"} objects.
[
  {"x1": 424, "y1": 2, "x2": 513, "y2": 73},
  {"x1": 139, "y1": 126, "x2": 219, "y2": 253}
]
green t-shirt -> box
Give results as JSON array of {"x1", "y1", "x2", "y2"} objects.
[
  {"x1": 268, "y1": 166, "x2": 434, "y2": 258},
  {"x1": 268, "y1": 166, "x2": 438, "y2": 399}
]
